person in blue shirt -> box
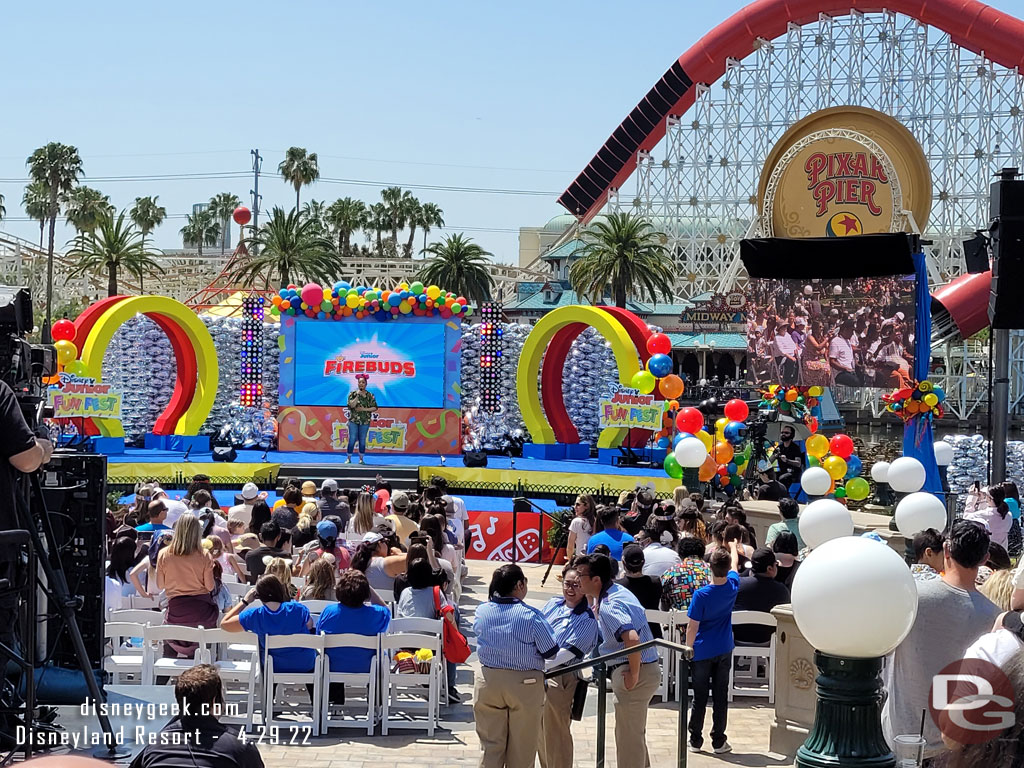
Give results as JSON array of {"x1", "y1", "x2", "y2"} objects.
[
  {"x1": 585, "y1": 506, "x2": 635, "y2": 560},
  {"x1": 574, "y1": 553, "x2": 660, "y2": 768},
  {"x1": 317, "y1": 568, "x2": 390, "y2": 672},
  {"x1": 220, "y1": 575, "x2": 315, "y2": 673},
  {"x1": 135, "y1": 500, "x2": 172, "y2": 533},
  {"x1": 539, "y1": 565, "x2": 599, "y2": 768},
  {"x1": 685, "y1": 540, "x2": 740, "y2": 755},
  {"x1": 473, "y1": 564, "x2": 558, "y2": 768}
]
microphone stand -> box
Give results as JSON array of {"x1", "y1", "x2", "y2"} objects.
[
  {"x1": 514, "y1": 496, "x2": 568, "y2": 586},
  {"x1": 182, "y1": 444, "x2": 192, "y2": 463}
]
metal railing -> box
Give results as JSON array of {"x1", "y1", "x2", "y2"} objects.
[{"x1": 546, "y1": 639, "x2": 694, "y2": 768}]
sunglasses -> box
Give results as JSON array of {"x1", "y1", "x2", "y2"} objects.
[{"x1": 563, "y1": 581, "x2": 582, "y2": 590}]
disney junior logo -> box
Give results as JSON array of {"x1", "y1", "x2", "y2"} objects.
[{"x1": 929, "y1": 658, "x2": 1015, "y2": 745}]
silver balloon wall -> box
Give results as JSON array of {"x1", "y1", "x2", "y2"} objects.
[{"x1": 941, "y1": 434, "x2": 1024, "y2": 498}]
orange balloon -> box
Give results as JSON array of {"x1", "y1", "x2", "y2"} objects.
[
  {"x1": 660, "y1": 374, "x2": 684, "y2": 399},
  {"x1": 668, "y1": 399, "x2": 680, "y2": 411},
  {"x1": 698, "y1": 455, "x2": 718, "y2": 482},
  {"x1": 713, "y1": 442, "x2": 734, "y2": 464},
  {"x1": 785, "y1": 389, "x2": 798, "y2": 402}
]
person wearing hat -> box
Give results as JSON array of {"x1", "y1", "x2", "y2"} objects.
[
  {"x1": 733, "y1": 548, "x2": 790, "y2": 645},
  {"x1": 385, "y1": 491, "x2": 419, "y2": 547},
  {"x1": 316, "y1": 479, "x2": 350, "y2": 531},
  {"x1": 300, "y1": 480, "x2": 318, "y2": 503},
  {"x1": 350, "y1": 528, "x2": 407, "y2": 591},
  {"x1": 306, "y1": 519, "x2": 351, "y2": 572},
  {"x1": 228, "y1": 482, "x2": 262, "y2": 527},
  {"x1": 345, "y1": 373, "x2": 377, "y2": 464},
  {"x1": 614, "y1": 543, "x2": 664, "y2": 639}
]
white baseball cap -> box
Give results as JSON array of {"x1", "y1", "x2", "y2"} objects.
[
  {"x1": 321, "y1": 479, "x2": 339, "y2": 493},
  {"x1": 241, "y1": 482, "x2": 259, "y2": 500}
]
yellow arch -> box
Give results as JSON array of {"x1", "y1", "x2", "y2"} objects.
[
  {"x1": 79, "y1": 296, "x2": 219, "y2": 437},
  {"x1": 515, "y1": 305, "x2": 641, "y2": 448}
]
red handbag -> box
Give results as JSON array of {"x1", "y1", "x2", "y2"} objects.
[{"x1": 434, "y1": 586, "x2": 471, "y2": 663}]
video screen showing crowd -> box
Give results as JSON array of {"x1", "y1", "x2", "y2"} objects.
[{"x1": 745, "y1": 275, "x2": 915, "y2": 389}]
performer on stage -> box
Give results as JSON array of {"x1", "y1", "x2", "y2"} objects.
[
  {"x1": 345, "y1": 374, "x2": 378, "y2": 464},
  {"x1": 773, "y1": 425, "x2": 805, "y2": 487}
]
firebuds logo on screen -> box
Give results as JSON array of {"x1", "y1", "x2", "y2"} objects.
[
  {"x1": 929, "y1": 658, "x2": 1016, "y2": 746},
  {"x1": 323, "y1": 354, "x2": 416, "y2": 377}
]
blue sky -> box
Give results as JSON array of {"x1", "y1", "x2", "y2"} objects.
[{"x1": 2, "y1": 0, "x2": 1022, "y2": 261}]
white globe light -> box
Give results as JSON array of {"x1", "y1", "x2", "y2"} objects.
[
  {"x1": 895, "y1": 491, "x2": 947, "y2": 536},
  {"x1": 870, "y1": 461, "x2": 890, "y2": 483},
  {"x1": 801, "y1": 466, "x2": 833, "y2": 497},
  {"x1": 674, "y1": 437, "x2": 708, "y2": 468},
  {"x1": 799, "y1": 499, "x2": 855, "y2": 549},
  {"x1": 933, "y1": 441, "x2": 954, "y2": 466},
  {"x1": 803, "y1": 284, "x2": 813, "y2": 295},
  {"x1": 832, "y1": 284, "x2": 843, "y2": 295},
  {"x1": 887, "y1": 457, "x2": 926, "y2": 493},
  {"x1": 792, "y1": 536, "x2": 918, "y2": 657}
]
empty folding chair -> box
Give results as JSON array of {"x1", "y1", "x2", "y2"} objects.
[
  {"x1": 645, "y1": 609, "x2": 674, "y2": 702},
  {"x1": 203, "y1": 628, "x2": 261, "y2": 732},
  {"x1": 729, "y1": 610, "x2": 777, "y2": 703},
  {"x1": 104, "y1": 621, "x2": 148, "y2": 684},
  {"x1": 380, "y1": 619, "x2": 443, "y2": 736},
  {"x1": 320, "y1": 633, "x2": 380, "y2": 735},
  {"x1": 263, "y1": 634, "x2": 325, "y2": 737}
]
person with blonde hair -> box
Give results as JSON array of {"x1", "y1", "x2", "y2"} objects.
[
  {"x1": 672, "y1": 485, "x2": 690, "y2": 510},
  {"x1": 300, "y1": 501, "x2": 320, "y2": 524},
  {"x1": 263, "y1": 557, "x2": 297, "y2": 600},
  {"x1": 979, "y1": 568, "x2": 1015, "y2": 611},
  {"x1": 157, "y1": 514, "x2": 216, "y2": 656},
  {"x1": 204, "y1": 534, "x2": 245, "y2": 583},
  {"x1": 350, "y1": 491, "x2": 385, "y2": 535}
]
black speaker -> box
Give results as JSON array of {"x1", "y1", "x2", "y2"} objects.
[
  {"x1": 39, "y1": 452, "x2": 107, "y2": 671},
  {"x1": 462, "y1": 450, "x2": 488, "y2": 468},
  {"x1": 963, "y1": 231, "x2": 990, "y2": 274},
  {"x1": 212, "y1": 445, "x2": 237, "y2": 462},
  {"x1": 988, "y1": 168, "x2": 1024, "y2": 329}
]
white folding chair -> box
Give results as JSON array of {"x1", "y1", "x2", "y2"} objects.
[
  {"x1": 291, "y1": 576, "x2": 306, "y2": 588},
  {"x1": 203, "y1": 628, "x2": 260, "y2": 731},
  {"x1": 224, "y1": 582, "x2": 250, "y2": 599},
  {"x1": 141, "y1": 625, "x2": 210, "y2": 685},
  {"x1": 126, "y1": 594, "x2": 162, "y2": 610},
  {"x1": 668, "y1": 612, "x2": 691, "y2": 702},
  {"x1": 264, "y1": 634, "x2": 325, "y2": 737},
  {"x1": 110, "y1": 609, "x2": 164, "y2": 626},
  {"x1": 374, "y1": 588, "x2": 395, "y2": 606},
  {"x1": 645, "y1": 609, "x2": 674, "y2": 702},
  {"x1": 300, "y1": 599, "x2": 335, "y2": 620},
  {"x1": 103, "y1": 621, "x2": 148, "y2": 684},
  {"x1": 381, "y1": 620, "x2": 443, "y2": 735},
  {"x1": 320, "y1": 633, "x2": 380, "y2": 734},
  {"x1": 729, "y1": 611, "x2": 777, "y2": 703}
]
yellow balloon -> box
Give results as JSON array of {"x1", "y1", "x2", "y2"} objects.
[
  {"x1": 54, "y1": 339, "x2": 77, "y2": 365},
  {"x1": 715, "y1": 417, "x2": 729, "y2": 435},
  {"x1": 345, "y1": 294, "x2": 359, "y2": 308},
  {"x1": 323, "y1": 288, "x2": 332, "y2": 300},
  {"x1": 696, "y1": 430, "x2": 713, "y2": 450},
  {"x1": 399, "y1": 301, "x2": 412, "y2": 314},
  {"x1": 806, "y1": 433, "x2": 830, "y2": 459},
  {"x1": 923, "y1": 393, "x2": 938, "y2": 407},
  {"x1": 824, "y1": 455, "x2": 848, "y2": 480},
  {"x1": 808, "y1": 386, "x2": 824, "y2": 397}
]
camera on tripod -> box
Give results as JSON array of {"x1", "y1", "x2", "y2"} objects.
[{"x1": 0, "y1": 287, "x2": 57, "y2": 424}]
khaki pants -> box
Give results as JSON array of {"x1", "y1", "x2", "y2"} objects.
[
  {"x1": 539, "y1": 670, "x2": 578, "y2": 768},
  {"x1": 611, "y1": 662, "x2": 661, "y2": 768},
  {"x1": 473, "y1": 666, "x2": 546, "y2": 768}
]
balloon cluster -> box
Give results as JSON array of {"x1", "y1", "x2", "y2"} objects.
[
  {"x1": 46, "y1": 319, "x2": 87, "y2": 380},
  {"x1": 882, "y1": 379, "x2": 946, "y2": 421},
  {"x1": 629, "y1": 333, "x2": 685, "y2": 398},
  {"x1": 662, "y1": 399, "x2": 752, "y2": 495},
  {"x1": 799, "y1": 432, "x2": 870, "y2": 501},
  {"x1": 758, "y1": 384, "x2": 823, "y2": 433},
  {"x1": 269, "y1": 280, "x2": 474, "y2": 320}
]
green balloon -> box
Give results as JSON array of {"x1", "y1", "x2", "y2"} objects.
[
  {"x1": 320, "y1": 300, "x2": 332, "y2": 311},
  {"x1": 631, "y1": 370, "x2": 656, "y2": 394},
  {"x1": 663, "y1": 454, "x2": 683, "y2": 479},
  {"x1": 729, "y1": 475, "x2": 743, "y2": 488},
  {"x1": 834, "y1": 486, "x2": 847, "y2": 498},
  {"x1": 808, "y1": 455, "x2": 820, "y2": 467},
  {"x1": 846, "y1": 477, "x2": 871, "y2": 501},
  {"x1": 410, "y1": 281, "x2": 424, "y2": 294}
]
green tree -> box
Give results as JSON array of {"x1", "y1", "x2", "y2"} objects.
[
  {"x1": 129, "y1": 196, "x2": 167, "y2": 293},
  {"x1": 408, "y1": 201, "x2": 444, "y2": 256},
  {"x1": 326, "y1": 197, "x2": 367, "y2": 256},
  {"x1": 67, "y1": 209, "x2": 163, "y2": 297},
  {"x1": 207, "y1": 192, "x2": 241, "y2": 253},
  {"x1": 22, "y1": 181, "x2": 50, "y2": 248},
  {"x1": 416, "y1": 234, "x2": 494, "y2": 305},
  {"x1": 568, "y1": 212, "x2": 675, "y2": 308},
  {"x1": 26, "y1": 142, "x2": 83, "y2": 341},
  {"x1": 63, "y1": 186, "x2": 113, "y2": 243},
  {"x1": 368, "y1": 202, "x2": 388, "y2": 255},
  {"x1": 0, "y1": 193, "x2": 5, "y2": 223},
  {"x1": 179, "y1": 209, "x2": 221, "y2": 257},
  {"x1": 380, "y1": 186, "x2": 414, "y2": 247},
  {"x1": 234, "y1": 207, "x2": 340, "y2": 289},
  {"x1": 278, "y1": 147, "x2": 319, "y2": 211},
  {"x1": 301, "y1": 199, "x2": 328, "y2": 236}
]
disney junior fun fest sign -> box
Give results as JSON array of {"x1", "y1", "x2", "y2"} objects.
[{"x1": 758, "y1": 106, "x2": 933, "y2": 239}]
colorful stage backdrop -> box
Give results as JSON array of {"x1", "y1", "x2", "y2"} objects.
[{"x1": 278, "y1": 314, "x2": 463, "y2": 453}]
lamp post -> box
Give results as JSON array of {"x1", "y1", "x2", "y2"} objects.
[{"x1": 791, "y1": 536, "x2": 919, "y2": 768}]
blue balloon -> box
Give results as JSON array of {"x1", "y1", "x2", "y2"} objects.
[
  {"x1": 723, "y1": 421, "x2": 747, "y2": 444},
  {"x1": 647, "y1": 353, "x2": 673, "y2": 378},
  {"x1": 673, "y1": 432, "x2": 693, "y2": 448},
  {"x1": 278, "y1": 288, "x2": 288, "y2": 298},
  {"x1": 844, "y1": 454, "x2": 863, "y2": 479},
  {"x1": 657, "y1": 437, "x2": 670, "y2": 448},
  {"x1": 727, "y1": 462, "x2": 737, "y2": 474},
  {"x1": 931, "y1": 385, "x2": 945, "y2": 403},
  {"x1": 337, "y1": 281, "x2": 351, "y2": 292}
]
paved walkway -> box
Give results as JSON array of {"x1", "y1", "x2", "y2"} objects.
[{"x1": 257, "y1": 560, "x2": 794, "y2": 768}]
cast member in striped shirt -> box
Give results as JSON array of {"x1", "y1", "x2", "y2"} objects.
[{"x1": 472, "y1": 564, "x2": 558, "y2": 768}]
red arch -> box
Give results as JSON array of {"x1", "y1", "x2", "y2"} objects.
[{"x1": 559, "y1": 0, "x2": 1024, "y2": 220}]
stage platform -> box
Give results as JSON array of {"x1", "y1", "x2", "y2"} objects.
[{"x1": 104, "y1": 447, "x2": 678, "y2": 495}]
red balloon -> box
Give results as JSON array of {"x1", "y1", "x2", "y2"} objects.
[
  {"x1": 675, "y1": 407, "x2": 704, "y2": 435},
  {"x1": 646, "y1": 333, "x2": 672, "y2": 356},
  {"x1": 723, "y1": 398, "x2": 749, "y2": 422},
  {"x1": 829, "y1": 433, "x2": 855, "y2": 459},
  {"x1": 51, "y1": 319, "x2": 76, "y2": 343},
  {"x1": 232, "y1": 206, "x2": 252, "y2": 226}
]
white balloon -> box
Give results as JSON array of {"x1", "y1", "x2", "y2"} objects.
[
  {"x1": 799, "y1": 499, "x2": 855, "y2": 549},
  {"x1": 792, "y1": 536, "x2": 918, "y2": 657},
  {"x1": 887, "y1": 457, "x2": 926, "y2": 493},
  {"x1": 801, "y1": 466, "x2": 833, "y2": 497},
  {"x1": 832, "y1": 284, "x2": 843, "y2": 295},
  {"x1": 803, "y1": 284, "x2": 813, "y2": 295},
  {"x1": 895, "y1": 492, "x2": 947, "y2": 536},
  {"x1": 870, "y1": 461, "x2": 890, "y2": 483},
  {"x1": 674, "y1": 437, "x2": 708, "y2": 468},
  {"x1": 932, "y1": 441, "x2": 954, "y2": 466}
]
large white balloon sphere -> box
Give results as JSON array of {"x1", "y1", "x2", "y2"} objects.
[
  {"x1": 895, "y1": 491, "x2": 947, "y2": 536},
  {"x1": 932, "y1": 441, "x2": 954, "y2": 466},
  {"x1": 803, "y1": 284, "x2": 813, "y2": 295},
  {"x1": 800, "y1": 466, "x2": 833, "y2": 497},
  {"x1": 799, "y1": 499, "x2": 855, "y2": 549},
  {"x1": 674, "y1": 437, "x2": 708, "y2": 468},
  {"x1": 887, "y1": 457, "x2": 926, "y2": 493},
  {"x1": 832, "y1": 284, "x2": 843, "y2": 295},
  {"x1": 870, "y1": 461, "x2": 890, "y2": 483},
  {"x1": 792, "y1": 536, "x2": 918, "y2": 657}
]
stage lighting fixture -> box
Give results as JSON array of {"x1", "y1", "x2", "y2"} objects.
[
  {"x1": 479, "y1": 301, "x2": 502, "y2": 413},
  {"x1": 240, "y1": 296, "x2": 264, "y2": 408}
]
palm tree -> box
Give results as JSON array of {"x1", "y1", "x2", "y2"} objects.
[
  {"x1": 368, "y1": 202, "x2": 388, "y2": 255},
  {"x1": 233, "y1": 207, "x2": 340, "y2": 289},
  {"x1": 67, "y1": 209, "x2": 163, "y2": 297},
  {"x1": 64, "y1": 186, "x2": 114, "y2": 243},
  {"x1": 22, "y1": 181, "x2": 50, "y2": 248},
  {"x1": 325, "y1": 197, "x2": 367, "y2": 256},
  {"x1": 380, "y1": 186, "x2": 414, "y2": 247},
  {"x1": 129, "y1": 196, "x2": 167, "y2": 293},
  {"x1": 0, "y1": 193, "x2": 5, "y2": 223},
  {"x1": 26, "y1": 142, "x2": 83, "y2": 342},
  {"x1": 401, "y1": 197, "x2": 422, "y2": 257},
  {"x1": 207, "y1": 192, "x2": 241, "y2": 253},
  {"x1": 410, "y1": 201, "x2": 444, "y2": 256},
  {"x1": 568, "y1": 212, "x2": 676, "y2": 308},
  {"x1": 301, "y1": 199, "x2": 328, "y2": 236},
  {"x1": 278, "y1": 147, "x2": 320, "y2": 211},
  {"x1": 416, "y1": 234, "x2": 494, "y2": 306},
  {"x1": 179, "y1": 209, "x2": 221, "y2": 257}
]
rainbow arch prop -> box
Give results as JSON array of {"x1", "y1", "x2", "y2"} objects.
[
  {"x1": 70, "y1": 295, "x2": 219, "y2": 437},
  {"x1": 516, "y1": 305, "x2": 663, "y2": 449}
]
